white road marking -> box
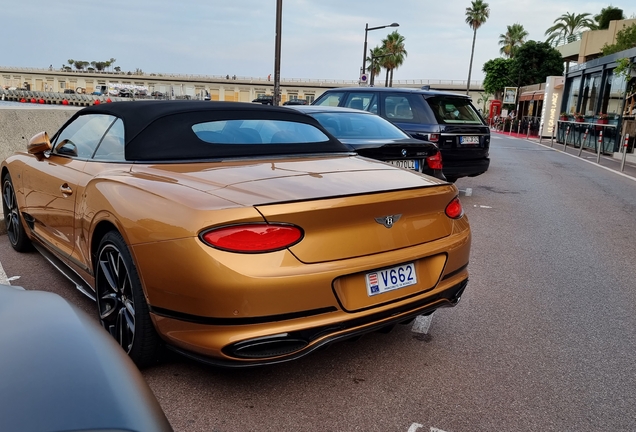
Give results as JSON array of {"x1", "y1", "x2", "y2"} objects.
[
  {"x1": 7, "y1": 276, "x2": 20, "y2": 282},
  {"x1": 407, "y1": 425, "x2": 449, "y2": 432},
  {"x1": 0, "y1": 261, "x2": 9, "y2": 285},
  {"x1": 473, "y1": 205, "x2": 492, "y2": 208},
  {"x1": 464, "y1": 187, "x2": 472, "y2": 196},
  {"x1": 412, "y1": 314, "x2": 434, "y2": 334}
]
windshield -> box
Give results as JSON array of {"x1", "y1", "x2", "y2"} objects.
[
  {"x1": 309, "y1": 112, "x2": 409, "y2": 140},
  {"x1": 427, "y1": 96, "x2": 483, "y2": 125}
]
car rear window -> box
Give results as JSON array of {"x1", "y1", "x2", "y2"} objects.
[
  {"x1": 427, "y1": 97, "x2": 483, "y2": 125},
  {"x1": 309, "y1": 112, "x2": 408, "y2": 140},
  {"x1": 192, "y1": 120, "x2": 330, "y2": 144}
]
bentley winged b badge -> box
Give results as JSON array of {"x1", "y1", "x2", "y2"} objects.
[{"x1": 374, "y1": 214, "x2": 402, "y2": 228}]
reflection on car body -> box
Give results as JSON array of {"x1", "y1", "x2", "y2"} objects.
[{"x1": 1, "y1": 101, "x2": 471, "y2": 367}]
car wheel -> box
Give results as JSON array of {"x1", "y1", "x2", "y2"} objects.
[
  {"x1": 2, "y1": 173, "x2": 32, "y2": 252},
  {"x1": 95, "y1": 231, "x2": 160, "y2": 367}
]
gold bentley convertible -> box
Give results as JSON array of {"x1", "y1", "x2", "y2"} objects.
[{"x1": 1, "y1": 101, "x2": 471, "y2": 367}]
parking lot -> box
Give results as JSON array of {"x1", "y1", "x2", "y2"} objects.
[{"x1": 2, "y1": 133, "x2": 636, "y2": 431}]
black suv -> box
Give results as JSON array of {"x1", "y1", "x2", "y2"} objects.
[{"x1": 312, "y1": 87, "x2": 490, "y2": 181}]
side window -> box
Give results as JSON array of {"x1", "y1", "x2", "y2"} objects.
[
  {"x1": 343, "y1": 93, "x2": 377, "y2": 113},
  {"x1": 93, "y1": 118, "x2": 125, "y2": 161},
  {"x1": 384, "y1": 95, "x2": 415, "y2": 120},
  {"x1": 313, "y1": 92, "x2": 345, "y2": 107},
  {"x1": 52, "y1": 114, "x2": 116, "y2": 159}
]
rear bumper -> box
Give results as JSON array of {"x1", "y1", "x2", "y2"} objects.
[
  {"x1": 150, "y1": 277, "x2": 468, "y2": 368},
  {"x1": 442, "y1": 157, "x2": 490, "y2": 180}
]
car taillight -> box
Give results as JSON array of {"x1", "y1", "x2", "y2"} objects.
[
  {"x1": 200, "y1": 224, "x2": 303, "y2": 253},
  {"x1": 445, "y1": 197, "x2": 464, "y2": 219},
  {"x1": 426, "y1": 150, "x2": 443, "y2": 170},
  {"x1": 428, "y1": 133, "x2": 440, "y2": 143}
]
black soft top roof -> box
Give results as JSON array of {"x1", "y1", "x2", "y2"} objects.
[{"x1": 74, "y1": 101, "x2": 346, "y2": 161}]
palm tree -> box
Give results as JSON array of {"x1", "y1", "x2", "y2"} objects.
[
  {"x1": 499, "y1": 23, "x2": 528, "y2": 58},
  {"x1": 380, "y1": 31, "x2": 407, "y2": 87},
  {"x1": 109, "y1": 58, "x2": 116, "y2": 72},
  {"x1": 366, "y1": 46, "x2": 385, "y2": 85},
  {"x1": 465, "y1": 0, "x2": 490, "y2": 95},
  {"x1": 544, "y1": 12, "x2": 595, "y2": 46}
]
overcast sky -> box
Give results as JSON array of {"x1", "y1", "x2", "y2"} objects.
[{"x1": 3, "y1": 1, "x2": 634, "y2": 83}]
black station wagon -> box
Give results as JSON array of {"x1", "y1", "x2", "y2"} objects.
[{"x1": 313, "y1": 87, "x2": 490, "y2": 182}]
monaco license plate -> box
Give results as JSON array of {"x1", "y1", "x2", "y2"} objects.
[
  {"x1": 389, "y1": 159, "x2": 418, "y2": 170},
  {"x1": 366, "y1": 263, "x2": 418, "y2": 296},
  {"x1": 460, "y1": 136, "x2": 480, "y2": 145}
]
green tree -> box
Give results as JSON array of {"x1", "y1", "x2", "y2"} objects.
[
  {"x1": 465, "y1": 0, "x2": 490, "y2": 95},
  {"x1": 67, "y1": 59, "x2": 75, "y2": 68},
  {"x1": 380, "y1": 31, "x2": 407, "y2": 87},
  {"x1": 601, "y1": 23, "x2": 636, "y2": 55},
  {"x1": 499, "y1": 23, "x2": 528, "y2": 58},
  {"x1": 544, "y1": 12, "x2": 595, "y2": 45},
  {"x1": 482, "y1": 57, "x2": 513, "y2": 98},
  {"x1": 594, "y1": 6, "x2": 625, "y2": 30},
  {"x1": 477, "y1": 92, "x2": 493, "y2": 115},
  {"x1": 366, "y1": 46, "x2": 385, "y2": 84},
  {"x1": 509, "y1": 41, "x2": 564, "y2": 87}
]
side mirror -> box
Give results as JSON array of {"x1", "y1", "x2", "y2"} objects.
[{"x1": 27, "y1": 132, "x2": 52, "y2": 155}]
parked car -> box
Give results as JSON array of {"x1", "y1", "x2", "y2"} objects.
[
  {"x1": 1, "y1": 101, "x2": 471, "y2": 367},
  {"x1": 63, "y1": 88, "x2": 75, "y2": 94},
  {"x1": 312, "y1": 87, "x2": 490, "y2": 182},
  {"x1": 252, "y1": 95, "x2": 273, "y2": 105},
  {"x1": 283, "y1": 99, "x2": 308, "y2": 106},
  {"x1": 0, "y1": 284, "x2": 172, "y2": 432},
  {"x1": 287, "y1": 105, "x2": 445, "y2": 180}
]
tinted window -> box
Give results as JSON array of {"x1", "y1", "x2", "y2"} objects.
[
  {"x1": 427, "y1": 97, "x2": 483, "y2": 124},
  {"x1": 313, "y1": 92, "x2": 345, "y2": 107},
  {"x1": 384, "y1": 95, "x2": 415, "y2": 120},
  {"x1": 192, "y1": 120, "x2": 329, "y2": 144},
  {"x1": 310, "y1": 112, "x2": 408, "y2": 140},
  {"x1": 344, "y1": 93, "x2": 377, "y2": 114},
  {"x1": 93, "y1": 118, "x2": 125, "y2": 161},
  {"x1": 52, "y1": 114, "x2": 116, "y2": 159}
]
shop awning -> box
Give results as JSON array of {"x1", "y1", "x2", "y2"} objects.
[
  {"x1": 519, "y1": 91, "x2": 545, "y2": 101},
  {"x1": 519, "y1": 92, "x2": 534, "y2": 101}
]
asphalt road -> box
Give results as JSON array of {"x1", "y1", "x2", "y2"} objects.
[{"x1": 1, "y1": 134, "x2": 636, "y2": 431}]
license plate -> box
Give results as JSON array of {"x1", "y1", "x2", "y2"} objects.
[
  {"x1": 366, "y1": 263, "x2": 418, "y2": 296},
  {"x1": 460, "y1": 136, "x2": 479, "y2": 144},
  {"x1": 389, "y1": 159, "x2": 418, "y2": 170}
]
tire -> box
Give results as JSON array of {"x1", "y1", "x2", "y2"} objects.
[
  {"x1": 95, "y1": 231, "x2": 161, "y2": 368},
  {"x1": 2, "y1": 173, "x2": 33, "y2": 252}
]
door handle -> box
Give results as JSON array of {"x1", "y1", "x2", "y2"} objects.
[{"x1": 60, "y1": 184, "x2": 73, "y2": 196}]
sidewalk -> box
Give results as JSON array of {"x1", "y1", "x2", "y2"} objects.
[{"x1": 491, "y1": 129, "x2": 636, "y2": 180}]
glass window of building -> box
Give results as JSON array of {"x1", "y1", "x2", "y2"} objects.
[
  {"x1": 601, "y1": 71, "x2": 626, "y2": 116},
  {"x1": 565, "y1": 77, "x2": 581, "y2": 114},
  {"x1": 580, "y1": 73, "x2": 602, "y2": 116}
]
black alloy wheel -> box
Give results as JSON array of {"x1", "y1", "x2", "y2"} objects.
[
  {"x1": 2, "y1": 173, "x2": 32, "y2": 252},
  {"x1": 95, "y1": 231, "x2": 160, "y2": 367}
]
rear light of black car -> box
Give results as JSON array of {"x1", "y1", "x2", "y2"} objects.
[
  {"x1": 426, "y1": 151, "x2": 443, "y2": 170},
  {"x1": 445, "y1": 197, "x2": 464, "y2": 219},
  {"x1": 200, "y1": 223, "x2": 304, "y2": 253},
  {"x1": 428, "y1": 133, "x2": 440, "y2": 143}
]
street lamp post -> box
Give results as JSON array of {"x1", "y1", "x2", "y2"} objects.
[{"x1": 361, "y1": 22, "x2": 399, "y2": 79}]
